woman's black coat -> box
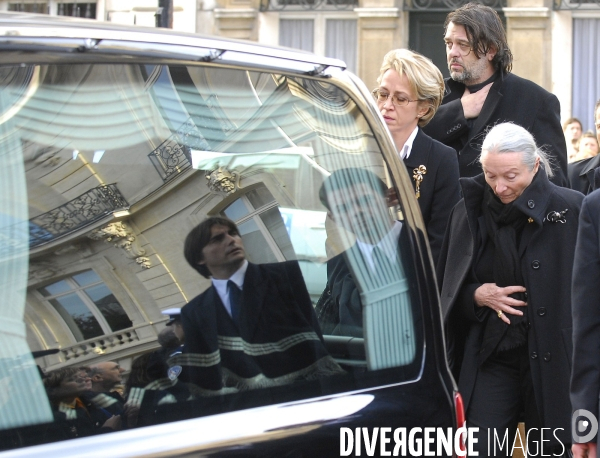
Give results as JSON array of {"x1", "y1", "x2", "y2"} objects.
[{"x1": 437, "y1": 170, "x2": 583, "y2": 445}]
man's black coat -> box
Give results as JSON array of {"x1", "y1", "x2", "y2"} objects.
[
  {"x1": 180, "y1": 261, "x2": 341, "y2": 392},
  {"x1": 568, "y1": 155, "x2": 600, "y2": 195},
  {"x1": 571, "y1": 189, "x2": 600, "y2": 442},
  {"x1": 423, "y1": 72, "x2": 569, "y2": 186}
]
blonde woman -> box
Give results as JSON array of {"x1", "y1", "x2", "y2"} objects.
[{"x1": 374, "y1": 49, "x2": 460, "y2": 264}]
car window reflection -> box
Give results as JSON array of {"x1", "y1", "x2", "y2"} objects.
[{"x1": 0, "y1": 61, "x2": 423, "y2": 450}]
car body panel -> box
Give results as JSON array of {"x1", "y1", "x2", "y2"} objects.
[{"x1": 0, "y1": 12, "x2": 457, "y2": 457}]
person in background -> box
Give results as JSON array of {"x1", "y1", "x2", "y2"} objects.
[
  {"x1": 44, "y1": 366, "x2": 121, "y2": 438},
  {"x1": 596, "y1": 98, "x2": 600, "y2": 143},
  {"x1": 564, "y1": 117, "x2": 583, "y2": 162},
  {"x1": 568, "y1": 102, "x2": 600, "y2": 195},
  {"x1": 423, "y1": 2, "x2": 569, "y2": 186},
  {"x1": 81, "y1": 361, "x2": 127, "y2": 423},
  {"x1": 437, "y1": 122, "x2": 583, "y2": 456},
  {"x1": 159, "y1": 308, "x2": 187, "y2": 382},
  {"x1": 374, "y1": 48, "x2": 460, "y2": 265},
  {"x1": 573, "y1": 131, "x2": 600, "y2": 162},
  {"x1": 88, "y1": 361, "x2": 126, "y2": 395}
]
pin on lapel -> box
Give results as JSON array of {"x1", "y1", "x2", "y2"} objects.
[
  {"x1": 412, "y1": 165, "x2": 427, "y2": 199},
  {"x1": 543, "y1": 209, "x2": 568, "y2": 223}
]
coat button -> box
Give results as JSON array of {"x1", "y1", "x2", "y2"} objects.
[
  {"x1": 528, "y1": 200, "x2": 535, "y2": 208},
  {"x1": 537, "y1": 307, "x2": 546, "y2": 316},
  {"x1": 531, "y1": 351, "x2": 538, "y2": 359},
  {"x1": 524, "y1": 292, "x2": 528, "y2": 300},
  {"x1": 543, "y1": 352, "x2": 551, "y2": 362},
  {"x1": 526, "y1": 321, "x2": 531, "y2": 330},
  {"x1": 532, "y1": 260, "x2": 540, "y2": 269}
]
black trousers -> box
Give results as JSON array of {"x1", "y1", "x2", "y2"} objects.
[{"x1": 465, "y1": 346, "x2": 556, "y2": 458}]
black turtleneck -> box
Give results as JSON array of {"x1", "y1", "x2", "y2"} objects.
[{"x1": 466, "y1": 71, "x2": 498, "y2": 94}]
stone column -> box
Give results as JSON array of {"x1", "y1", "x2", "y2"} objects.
[
  {"x1": 48, "y1": 0, "x2": 58, "y2": 16},
  {"x1": 504, "y1": 1, "x2": 553, "y2": 91},
  {"x1": 96, "y1": 0, "x2": 106, "y2": 21},
  {"x1": 355, "y1": 4, "x2": 403, "y2": 88}
]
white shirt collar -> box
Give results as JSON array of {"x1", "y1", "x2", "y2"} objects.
[
  {"x1": 211, "y1": 260, "x2": 248, "y2": 316},
  {"x1": 356, "y1": 221, "x2": 403, "y2": 270},
  {"x1": 399, "y1": 126, "x2": 419, "y2": 161}
]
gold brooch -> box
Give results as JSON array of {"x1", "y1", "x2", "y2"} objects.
[{"x1": 412, "y1": 165, "x2": 427, "y2": 199}]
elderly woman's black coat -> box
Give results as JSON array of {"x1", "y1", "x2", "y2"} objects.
[{"x1": 437, "y1": 169, "x2": 583, "y2": 445}]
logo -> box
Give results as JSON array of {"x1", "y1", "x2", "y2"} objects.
[{"x1": 572, "y1": 409, "x2": 598, "y2": 443}]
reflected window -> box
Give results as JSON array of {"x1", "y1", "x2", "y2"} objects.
[
  {"x1": 57, "y1": 3, "x2": 96, "y2": 18},
  {"x1": 221, "y1": 186, "x2": 295, "y2": 264},
  {"x1": 8, "y1": 3, "x2": 49, "y2": 13},
  {"x1": 38, "y1": 270, "x2": 132, "y2": 342}
]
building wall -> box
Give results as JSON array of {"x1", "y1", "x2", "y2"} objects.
[{"x1": 1, "y1": 0, "x2": 585, "y2": 110}]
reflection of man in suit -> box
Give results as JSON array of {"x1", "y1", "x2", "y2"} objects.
[
  {"x1": 179, "y1": 216, "x2": 341, "y2": 394},
  {"x1": 317, "y1": 168, "x2": 406, "y2": 337},
  {"x1": 423, "y1": 2, "x2": 568, "y2": 186}
]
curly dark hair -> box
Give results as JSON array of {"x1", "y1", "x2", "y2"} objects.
[{"x1": 445, "y1": 2, "x2": 513, "y2": 74}]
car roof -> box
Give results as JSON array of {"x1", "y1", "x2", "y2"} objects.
[{"x1": 0, "y1": 11, "x2": 347, "y2": 71}]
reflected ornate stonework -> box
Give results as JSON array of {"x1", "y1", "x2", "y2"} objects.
[
  {"x1": 135, "y1": 257, "x2": 152, "y2": 269},
  {"x1": 88, "y1": 222, "x2": 149, "y2": 266},
  {"x1": 29, "y1": 261, "x2": 61, "y2": 282},
  {"x1": 205, "y1": 166, "x2": 239, "y2": 194}
]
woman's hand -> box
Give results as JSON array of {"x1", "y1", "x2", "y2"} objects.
[{"x1": 474, "y1": 283, "x2": 527, "y2": 325}]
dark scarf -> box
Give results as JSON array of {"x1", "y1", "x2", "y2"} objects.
[
  {"x1": 466, "y1": 71, "x2": 498, "y2": 94},
  {"x1": 478, "y1": 184, "x2": 529, "y2": 364}
]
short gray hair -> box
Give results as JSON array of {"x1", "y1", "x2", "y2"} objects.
[{"x1": 479, "y1": 122, "x2": 554, "y2": 178}]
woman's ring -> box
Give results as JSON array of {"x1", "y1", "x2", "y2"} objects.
[{"x1": 497, "y1": 310, "x2": 504, "y2": 318}]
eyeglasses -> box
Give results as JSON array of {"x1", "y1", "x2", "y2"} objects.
[
  {"x1": 372, "y1": 89, "x2": 418, "y2": 107},
  {"x1": 444, "y1": 40, "x2": 473, "y2": 56}
]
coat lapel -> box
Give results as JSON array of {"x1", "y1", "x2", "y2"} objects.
[
  {"x1": 238, "y1": 263, "x2": 267, "y2": 340},
  {"x1": 198, "y1": 287, "x2": 220, "y2": 350},
  {"x1": 579, "y1": 154, "x2": 600, "y2": 177},
  {"x1": 580, "y1": 156, "x2": 600, "y2": 193},
  {"x1": 404, "y1": 129, "x2": 432, "y2": 197},
  {"x1": 404, "y1": 129, "x2": 431, "y2": 169}
]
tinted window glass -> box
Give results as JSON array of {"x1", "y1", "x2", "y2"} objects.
[{"x1": 0, "y1": 61, "x2": 424, "y2": 450}]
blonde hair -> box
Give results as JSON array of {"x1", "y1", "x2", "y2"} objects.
[
  {"x1": 377, "y1": 49, "x2": 445, "y2": 127},
  {"x1": 577, "y1": 131, "x2": 599, "y2": 150}
]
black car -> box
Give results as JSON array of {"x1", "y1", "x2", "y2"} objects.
[{"x1": 0, "y1": 12, "x2": 462, "y2": 457}]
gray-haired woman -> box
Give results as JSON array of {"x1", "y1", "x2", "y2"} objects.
[{"x1": 437, "y1": 122, "x2": 583, "y2": 456}]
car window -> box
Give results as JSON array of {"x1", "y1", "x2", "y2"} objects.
[{"x1": 0, "y1": 61, "x2": 424, "y2": 449}]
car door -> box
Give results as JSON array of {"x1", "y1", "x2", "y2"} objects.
[{"x1": 0, "y1": 13, "x2": 459, "y2": 457}]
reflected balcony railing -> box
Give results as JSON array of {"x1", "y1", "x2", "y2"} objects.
[
  {"x1": 259, "y1": 0, "x2": 357, "y2": 11},
  {"x1": 29, "y1": 184, "x2": 129, "y2": 247},
  {"x1": 553, "y1": 0, "x2": 600, "y2": 9},
  {"x1": 403, "y1": 0, "x2": 505, "y2": 10},
  {"x1": 148, "y1": 118, "x2": 209, "y2": 182},
  {"x1": 60, "y1": 327, "x2": 141, "y2": 362}
]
